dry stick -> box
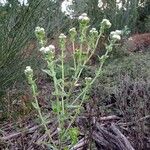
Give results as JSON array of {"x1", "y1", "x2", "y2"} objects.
[
  {"x1": 78, "y1": 115, "x2": 120, "y2": 123},
  {"x1": 0, "y1": 119, "x2": 56, "y2": 141},
  {"x1": 28, "y1": 130, "x2": 39, "y2": 150},
  {"x1": 37, "y1": 122, "x2": 58, "y2": 145},
  {"x1": 93, "y1": 130, "x2": 111, "y2": 148},
  {"x1": 70, "y1": 138, "x2": 87, "y2": 150},
  {"x1": 118, "y1": 115, "x2": 150, "y2": 126},
  {"x1": 111, "y1": 123, "x2": 135, "y2": 150},
  {"x1": 96, "y1": 123, "x2": 126, "y2": 149},
  {"x1": 93, "y1": 122, "x2": 135, "y2": 150}
]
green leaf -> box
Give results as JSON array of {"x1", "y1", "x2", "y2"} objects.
[
  {"x1": 42, "y1": 69, "x2": 53, "y2": 77},
  {"x1": 63, "y1": 147, "x2": 69, "y2": 150},
  {"x1": 32, "y1": 102, "x2": 38, "y2": 109},
  {"x1": 52, "y1": 101, "x2": 62, "y2": 113},
  {"x1": 69, "y1": 127, "x2": 79, "y2": 145},
  {"x1": 70, "y1": 67, "x2": 75, "y2": 71}
]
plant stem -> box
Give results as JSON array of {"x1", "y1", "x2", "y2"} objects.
[
  {"x1": 31, "y1": 81, "x2": 56, "y2": 148},
  {"x1": 64, "y1": 85, "x2": 89, "y2": 137},
  {"x1": 66, "y1": 31, "x2": 104, "y2": 101},
  {"x1": 72, "y1": 41, "x2": 76, "y2": 71},
  {"x1": 48, "y1": 62, "x2": 61, "y2": 148},
  {"x1": 61, "y1": 43, "x2": 65, "y2": 115}
]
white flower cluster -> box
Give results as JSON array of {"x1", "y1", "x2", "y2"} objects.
[
  {"x1": 69, "y1": 28, "x2": 77, "y2": 41},
  {"x1": 59, "y1": 33, "x2": 67, "y2": 39},
  {"x1": 85, "y1": 77, "x2": 92, "y2": 81},
  {"x1": 78, "y1": 13, "x2": 90, "y2": 22},
  {"x1": 98, "y1": 0, "x2": 127, "y2": 10},
  {"x1": 1, "y1": 0, "x2": 28, "y2": 6},
  {"x1": 101, "y1": 19, "x2": 111, "y2": 28},
  {"x1": 61, "y1": 0, "x2": 74, "y2": 18},
  {"x1": 40, "y1": 45, "x2": 55, "y2": 54},
  {"x1": 110, "y1": 30, "x2": 122, "y2": 41},
  {"x1": 110, "y1": 30, "x2": 122, "y2": 36},
  {"x1": 69, "y1": 27, "x2": 76, "y2": 33},
  {"x1": 24, "y1": 66, "x2": 33, "y2": 76},
  {"x1": 35, "y1": 26, "x2": 45, "y2": 34},
  {"x1": 98, "y1": 0, "x2": 107, "y2": 10},
  {"x1": 90, "y1": 28, "x2": 98, "y2": 34}
]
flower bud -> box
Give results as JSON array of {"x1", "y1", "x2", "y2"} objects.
[
  {"x1": 39, "y1": 47, "x2": 45, "y2": 53},
  {"x1": 110, "y1": 30, "x2": 122, "y2": 41},
  {"x1": 115, "y1": 30, "x2": 122, "y2": 35},
  {"x1": 78, "y1": 13, "x2": 90, "y2": 24},
  {"x1": 24, "y1": 66, "x2": 33, "y2": 75},
  {"x1": 57, "y1": 128, "x2": 61, "y2": 132},
  {"x1": 101, "y1": 19, "x2": 111, "y2": 29},
  {"x1": 59, "y1": 33, "x2": 67, "y2": 39},
  {"x1": 90, "y1": 28, "x2": 98, "y2": 34},
  {"x1": 74, "y1": 83, "x2": 80, "y2": 87},
  {"x1": 69, "y1": 27, "x2": 77, "y2": 34},
  {"x1": 110, "y1": 31, "x2": 116, "y2": 36},
  {"x1": 111, "y1": 34, "x2": 121, "y2": 41},
  {"x1": 24, "y1": 66, "x2": 33, "y2": 79},
  {"x1": 35, "y1": 27, "x2": 45, "y2": 39},
  {"x1": 48, "y1": 45, "x2": 55, "y2": 52},
  {"x1": 35, "y1": 26, "x2": 46, "y2": 46},
  {"x1": 35, "y1": 26, "x2": 45, "y2": 34},
  {"x1": 85, "y1": 77, "x2": 92, "y2": 84},
  {"x1": 89, "y1": 28, "x2": 98, "y2": 38},
  {"x1": 69, "y1": 27, "x2": 77, "y2": 41}
]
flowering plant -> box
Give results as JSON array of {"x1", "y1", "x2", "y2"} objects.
[{"x1": 25, "y1": 14, "x2": 121, "y2": 149}]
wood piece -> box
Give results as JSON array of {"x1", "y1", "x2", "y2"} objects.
[
  {"x1": 110, "y1": 123, "x2": 135, "y2": 150},
  {"x1": 71, "y1": 138, "x2": 87, "y2": 150},
  {"x1": 92, "y1": 123, "x2": 135, "y2": 150}
]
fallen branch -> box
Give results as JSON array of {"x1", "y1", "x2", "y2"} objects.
[
  {"x1": 70, "y1": 138, "x2": 87, "y2": 150},
  {"x1": 110, "y1": 123, "x2": 135, "y2": 150},
  {"x1": 118, "y1": 115, "x2": 150, "y2": 126},
  {"x1": 0, "y1": 119, "x2": 56, "y2": 141},
  {"x1": 92, "y1": 122, "x2": 135, "y2": 150}
]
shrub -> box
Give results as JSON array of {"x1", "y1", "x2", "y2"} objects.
[
  {"x1": 137, "y1": 1, "x2": 150, "y2": 32},
  {"x1": 90, "y1": 75, "x2": 150, "y2": 149},
  {"x1": 100, "y1": 52, "x2": 150, "y2": 83},
  {"x1": 88, "y1": 51, "x2": 150, "y2": 149},
  {"x1": 88, "y1": 51, "x2": 150, "y2": 114}
]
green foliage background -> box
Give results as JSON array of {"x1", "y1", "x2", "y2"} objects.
[
  {"x1": 73, "y1": 0, "x2": 149, "y2": 32},
  {"x1": 0, "y1": 0, "x2": 69, "y2": 94},
  {"x1": 0, "y1": 0, "x2": 149, "y2": 95}
]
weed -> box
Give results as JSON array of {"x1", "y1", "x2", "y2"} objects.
[{"x1": 25, "y1": 13, "x2": 121, "y2": 149}]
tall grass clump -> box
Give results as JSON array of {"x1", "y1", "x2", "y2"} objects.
[
  {"x1": 0, "y1": 0, "x2": 74, "y2": 92},
  {"x1": 25, "y1": 13, "x2": 122, "y2": 149},
  {"x1": 0, "y1": 1, "x2": 47, "y2": 118},
  {"x1": 0, "y1": 0, "x2": 73, "y2": 118},
  {"x1": 0, "y1": 1, "x2": 42, "y2": 93}
]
